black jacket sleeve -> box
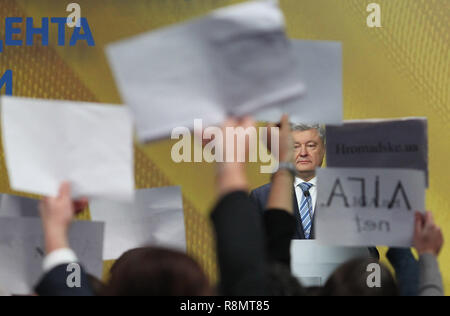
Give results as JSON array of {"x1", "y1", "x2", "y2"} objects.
[
  {"x1": 386, "y1": 248, "x2": 419, "y2": 296},
  {"x1": 249, "y1": 189, "x2": 264, "y2": 215},
  {"x1": 263, "y1": 209, "x2": 296, "y2": 269},
  {"x1": 35, "y1": 264, "x2": 94, "y2": 296},
  {"x1": 211, "y1": 191, "x2": 268, "y2": 296}
]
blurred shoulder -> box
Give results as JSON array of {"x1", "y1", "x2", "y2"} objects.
[{"x1": 250, "y1": 183, "x2": 272, "y2": 196}]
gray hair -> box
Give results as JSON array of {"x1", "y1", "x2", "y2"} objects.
[{"x1": 291, "y1": 123, "x2": 326, "y2": 144}]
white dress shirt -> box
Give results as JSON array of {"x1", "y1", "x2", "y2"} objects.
[{"x1": 294, "y1": 177, "x2": 317, "y2": 218}]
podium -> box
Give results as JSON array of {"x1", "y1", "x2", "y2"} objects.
[{"x1": 290, "y1": 240, "x2": 370, "y2": 286}]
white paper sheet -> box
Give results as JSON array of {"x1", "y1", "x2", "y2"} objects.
[
  {"x1": 0, "y1": 194, "x2": 40, "y2": 217},
  {"x1": 0, "y1": 218, "x2": 104, "y2": 295},
  {"x1": 254, "y1": 39, "x2": 343, "y2": 125},
  {"x1": 316, "y1": 168, "x2": 426, "y2": 247},
  {"x1": 290, "y1": 240, "x2": 370, "y2": 286},
  {"x1": 1, "y1": 96, "x2": 135, "y2": 201},
  {"x1": 106, "y1": 0, "x2": 304, "y2": 141},
  {"x1": 89, "y1": 186, "x2": 186, "y2": 260}
]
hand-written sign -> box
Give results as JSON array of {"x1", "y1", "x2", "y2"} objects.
[
  {"x1": 316, "y1": 168, "x2": 425, "y2": 247},
  {"x1": 326, "y1": 118, "x2": 428, "y2": 186}
]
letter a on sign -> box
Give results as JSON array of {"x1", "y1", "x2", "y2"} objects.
[{"x1": 367, "y1": 3, "x2": 382, "y2": 28}]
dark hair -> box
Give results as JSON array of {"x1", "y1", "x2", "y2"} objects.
[
  {"x1": 321, "y1": 257, "x2": 399, "y2": 296},
  {"x1": 266, "y1": 263, "x2": 306, "y2": 296},
  {"x1": 86, "y1": 274, "x2": 106, "y2": 296},
  {"x1": 102, "y1": 247, "x2": 213, "y2": 296}
]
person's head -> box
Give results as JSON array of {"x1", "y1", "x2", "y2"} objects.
[
  {"x1": 321, "y1": 257, "x2": 399, "y2": 296},
  {"x1": 266, "y1": 263, "x2": 306, "y2": 296},
  {"x1": 86, "y1": 274, "x2": 106, "y2": 296},
  {"x1": 103, "y1": 247, "x2": 213, "y2": 296},
  {"x1": 291, "y1": 124, "x2": 326, "y2": 181}
]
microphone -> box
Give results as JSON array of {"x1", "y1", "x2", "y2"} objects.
[{"x1": 303, "y1": 191, "x2": 310, "y2": 198}]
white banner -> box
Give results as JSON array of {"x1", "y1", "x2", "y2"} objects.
[{"x1": 316, "y1": 167, "x2": 425, "y2": 247}]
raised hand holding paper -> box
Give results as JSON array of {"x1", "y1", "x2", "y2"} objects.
[
  {"x1": 1, "y1": 96, "x2": 134, "y2": 201},
  {"x1": 316, "y1": 167, "x2": 426, "y2": 247},
  {"x1": 0, "y1": 218, "x2": 104, "y2": 295}
]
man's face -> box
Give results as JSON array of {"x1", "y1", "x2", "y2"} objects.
[{"x1": 292, "y1": 129, "x2": 325, "y2": 175}]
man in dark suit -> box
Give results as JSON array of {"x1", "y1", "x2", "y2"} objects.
[
  {"x1": 250, "y1": 123, "x2": 379, "y2": 258},
  {"x1": 251, "y1": 123, "x2": 325, "y2": 240}
]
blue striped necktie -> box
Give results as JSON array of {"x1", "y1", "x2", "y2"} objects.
[{"x1": 299, "y1": 182, "x2": 313, "y2": 239}]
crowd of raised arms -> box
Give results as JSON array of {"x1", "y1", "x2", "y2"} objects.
[{"x1": 14, "y1": 115, "x2": 442, "y2": 297}]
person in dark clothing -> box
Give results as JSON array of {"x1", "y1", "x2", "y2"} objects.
[
  {"x1": 36, "y1": 183, "x2": 213, "y2": 296},
  {"x1": 35, "y1": 183, "x2": 93, "y2": 296},
  {"x1": 386, "y1": 247, "x2": 419, "y2": 296},
  {"x1": 387, "y1": 212, "x2": 444, "y2": 297},
  {"x1": 211, "y1": 115, "x2": 304, "y2": 296},
  {"x1": 211, "y1": 191, "x2": 269, "y2": 296},
  {"x1": 211, "y1": 116, "x2": 270, "y2": 295}
]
